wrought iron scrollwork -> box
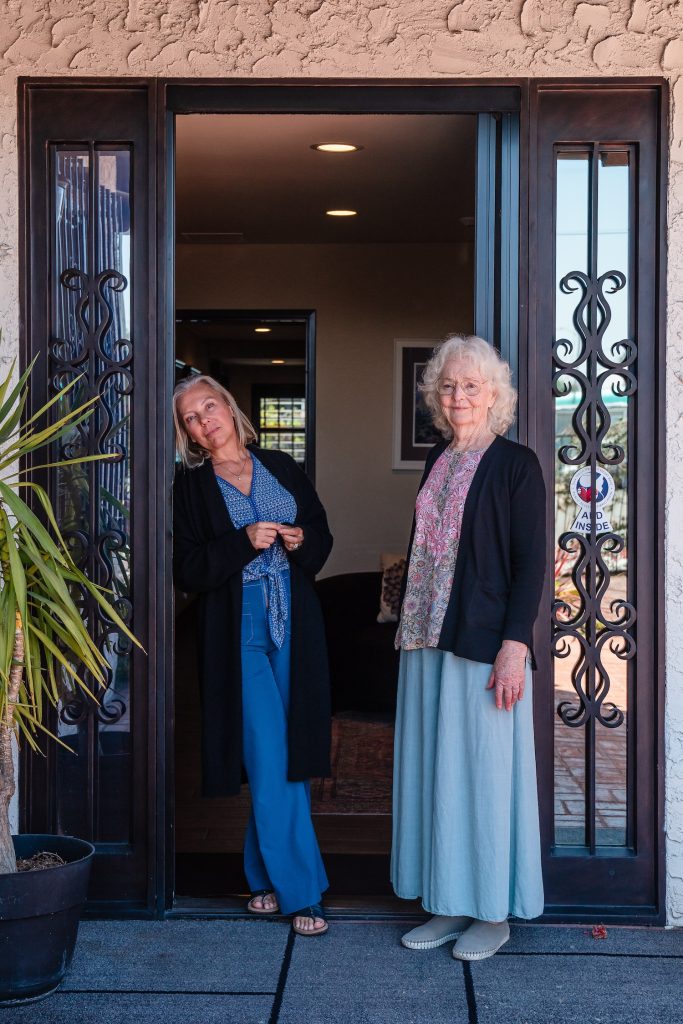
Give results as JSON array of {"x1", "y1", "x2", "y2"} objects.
[
  {"x1": 552, "y1": 267, "x2": 636, "y2": 729},
  {"x1": 49, "y1": 151, "x2": 134, "y2": 731},
  {"x1": 552, "y1": 533, "x2": 635, "y2": 729},
  {"x1": 553, "y1": 270, "x2": 637, "y2": 467},
  {"x1": 52, "y1": 257, "x2": 132, "y2": 727}
]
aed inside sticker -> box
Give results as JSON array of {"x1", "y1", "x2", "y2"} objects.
[{"x1": 569, "y1": 467, "x2": 615, "y2": 535}]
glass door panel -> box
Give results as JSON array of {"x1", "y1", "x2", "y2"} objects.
[
  {"x1": 20, "y1": 82, "x2": 152, "y2": 909},
  {"x1": 552, "y1": 146, "x2": 634, "y2": 854},
  {"x1": 52, "y1": 146, "x2": 134, "y2": 844}
]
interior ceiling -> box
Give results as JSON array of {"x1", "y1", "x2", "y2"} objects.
[
  {"x1": 175, "y1": 114, "x2": 476, "y2": 245},
  {"x1": 176, "y1": 319, "x2": 306, "y2": 344},
  {"x1": 175, "y1": 318, "x2": 306, "y2": 365}
]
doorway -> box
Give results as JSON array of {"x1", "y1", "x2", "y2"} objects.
[{"x1": 172, "y1": 111, "x2": 480, "y2": 904}]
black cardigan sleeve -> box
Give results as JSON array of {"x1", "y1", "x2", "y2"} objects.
[
  {"x1": 284, "y1": 456, "x2": 334, "y2": 577},
  {"x1": 172, "y1": 472, "x2": 258, "y2": 594},
  {"x1": 502, "y1": 448, "x2": 547, "y2": 647}
]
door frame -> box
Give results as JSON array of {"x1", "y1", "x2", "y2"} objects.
[
  {"x1": 158, "y1": 78, "x2": 526, "y2": 916},
  {"x1": 526, "y1": 80, "x2": 668, "y2": 924},
  {"x1": 16, "y1": 76, "x2": 666, "y2": 921}
]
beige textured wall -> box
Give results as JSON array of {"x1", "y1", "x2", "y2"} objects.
[
  {"x1": 175, "y1": 241, "x2": 474, "y2": 576},
  {"x1": 0, "y1": 0, "x2": 682, "y2": 924}
]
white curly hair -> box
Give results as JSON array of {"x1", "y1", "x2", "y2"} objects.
[{"x1": 420, "y1": 334, "x2": 517, "y2": 439}]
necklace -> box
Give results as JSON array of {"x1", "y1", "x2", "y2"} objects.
[{"x1": 212, "y1": 450, "x2": 249, "y2": 480}]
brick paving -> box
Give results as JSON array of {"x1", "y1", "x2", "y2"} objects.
[{"x1": 553, "y1": 577, "x2": 628, "y2": 845}]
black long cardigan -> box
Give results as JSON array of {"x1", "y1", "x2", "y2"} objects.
[
  {"x1": 402, "y1": 434, "x2": 547, "y2": 666},
  {"x1": 172, "y1": 446, "x2": 333, "y2": 797}
]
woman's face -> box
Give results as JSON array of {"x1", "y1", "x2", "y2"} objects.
[
  {"x1": 439, "y1": 358, "x2": 495, "y2": 435},
  {"x1": 177, "y1": 383, "x2": 237, "y2": 453}
]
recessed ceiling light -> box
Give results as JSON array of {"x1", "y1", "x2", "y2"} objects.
[
  {"x1": 326, "y1": 209, "x2": 358, "y2": 217},
  {"x1": 255, "y1": 327, "x2": 271, "y2": 333},
  {"x1": 271, "y1": 359, "x2": 285, "y2": 365},
  {"x1": 312, "y1": 143, "x2": 362, "y2": 153}
]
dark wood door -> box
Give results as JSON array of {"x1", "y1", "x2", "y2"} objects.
[
  {"x1": 527, "y1": 82, "x2": 666, "y2": 922},
  {"x1": 19, "y1": 80, "x2": 157, "y2": 913}
]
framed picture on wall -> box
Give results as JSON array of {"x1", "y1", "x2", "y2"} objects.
[{"x1": 392, "y1": 339, "x2": 442, "y2": 470}]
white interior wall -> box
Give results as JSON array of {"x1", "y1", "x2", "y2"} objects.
[{"x1": 175, "y1": 241, "x2": 474, "y2": 577}]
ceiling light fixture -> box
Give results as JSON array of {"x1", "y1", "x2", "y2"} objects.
[
  {"x1": 271, "y1": 359, "x2": 285, "y2": 365},
  {"x1": 326, "y1": 209, "x2": 358, "y2": 217},
  {"x1": 254, "y1": 327, "x2": 271, "y2": 333},
  {"x1": 312, "y1": 143, "x2": 362, "y2": 153}
]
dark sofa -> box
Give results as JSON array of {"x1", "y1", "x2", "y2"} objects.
[{"x1": 315, "y1": 571, "x2": 401, "y2": 714}]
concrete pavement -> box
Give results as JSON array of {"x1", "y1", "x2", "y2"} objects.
[{"x1": 3, "y1": 918, "x2": 682, "y2": 1023}]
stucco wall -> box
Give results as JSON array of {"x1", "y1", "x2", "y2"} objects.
[{"x1": 0, "y1": 0, "x2": 682, "y2": 924}]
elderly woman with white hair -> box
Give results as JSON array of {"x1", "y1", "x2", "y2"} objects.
[
  {"x1": 172, "y1": 375, "x2": 332, "y2": 936},
  {"x1": 392, "y1": 335, "x2": 546, "y2": 961}
]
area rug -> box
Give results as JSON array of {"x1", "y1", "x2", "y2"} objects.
[{"x1": 312, "y1": 715, "x2": 394, "y2": 815}]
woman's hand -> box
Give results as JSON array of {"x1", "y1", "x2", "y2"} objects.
[
  {"x1": 277, "y1": 524, "x2": 304, "y2": 552},
  {"x1": 486, "y1": 639, "x2": 528, "y2": 711},
  {"x1": 246, "y1": 522, "x2": 280, "y2": 551}
]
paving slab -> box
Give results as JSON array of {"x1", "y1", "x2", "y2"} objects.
[
  {"x1": 62, "y1": 919, "x2": 289, "y2": 993},
  {"x1": 280, "y1": 922, "x2": 470, "y2": 1024},
  {"x1": 1, "y1": 992, "x2": 273, "y2": 1024},
  {"x1": 471, "y1": 953, "x2": 683, "y2": 1024},
  {"x1": 9, "y1": 919, "x2": 680, "y2": 1024}
]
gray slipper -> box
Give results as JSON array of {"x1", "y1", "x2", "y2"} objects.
[
  {"x1": 401, "y1": 915, "x2": 474, "y2": 950},
  {"x1": 452, "y1": 919, "x2": 510, "y2": 961}
]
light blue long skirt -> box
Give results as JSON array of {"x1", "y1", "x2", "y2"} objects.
[{"x1": 391, "y1": 648, "x2": 544, "y2": 922}]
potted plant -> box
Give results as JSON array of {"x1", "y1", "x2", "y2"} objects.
[{"x1": 0, "y1": 356, "x2": 141, "y2": 1005}]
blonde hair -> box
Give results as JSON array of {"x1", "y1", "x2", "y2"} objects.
[
  {"x1": 172, "y1": 374, "x2": 257, "y2": 469},
  {"x1": 420, "y1": 334, "x2": 517, "y2": 439}
]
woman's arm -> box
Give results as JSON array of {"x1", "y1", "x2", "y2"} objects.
[{"x1": 172, "y1": 475, "x2": 258, "y2": 593}]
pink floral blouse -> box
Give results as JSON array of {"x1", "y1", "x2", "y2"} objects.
[{"x1": 395, "y1": 446, "x2": 485, "y2": 650}]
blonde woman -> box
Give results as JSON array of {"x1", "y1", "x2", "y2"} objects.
[
  {"x1": 172, "y1": 375, "x2": 332, "y2": 936},
  {"x1": 392, "y1": 335, "x2": 546, "y2": 961}
]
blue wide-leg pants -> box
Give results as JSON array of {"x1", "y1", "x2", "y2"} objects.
[{"x1": 241, "y1": 576, "x2": 328, "y2": 915}]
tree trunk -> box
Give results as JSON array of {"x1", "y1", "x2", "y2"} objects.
[{"x1": 0, "y1": 611, "x2": 24, "y2": 874}]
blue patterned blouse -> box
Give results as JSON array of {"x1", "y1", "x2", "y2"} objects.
[{"x1": 215, "y1": 452, "x2": 297, "y2": 649}]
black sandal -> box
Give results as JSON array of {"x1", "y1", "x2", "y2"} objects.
[
  {"x1": 291, "y1": 903, "x2": 328, "y2": 936},
  {"x1": 247, "y1": 889, "x2": 280, "y2": 915}
]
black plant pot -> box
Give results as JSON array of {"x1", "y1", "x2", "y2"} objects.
[{"x1": 0, "y1": 834, "x2": 94, "y2": 1005}]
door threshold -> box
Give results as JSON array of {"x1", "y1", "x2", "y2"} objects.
[
  {"x1": 168, "y1": 894, "x2": 425, "y2": 920},
  {"x1": 167, "y1": 898, "x2": 663, "y2": 926}
]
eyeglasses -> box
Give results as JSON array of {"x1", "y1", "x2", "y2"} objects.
[{"x1": 437, "y1": 378, "x2": 488, "y2": 398}]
